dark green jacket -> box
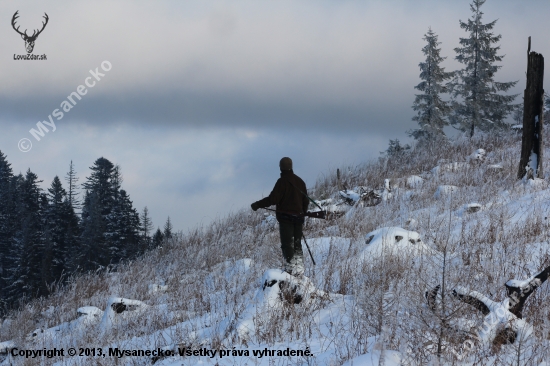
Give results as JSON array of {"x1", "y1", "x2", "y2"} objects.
[{"x1": 255, "y1": 170, "x2": 309, "y2": 223}]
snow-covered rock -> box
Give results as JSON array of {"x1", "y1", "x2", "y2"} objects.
[
  {"x1": 361, "y1": 227, "x2": 430, "y2": 260},
  {"x1": 234, "y1": 269, "x2": 328, "y2": 341},
  {"x1": 465, "y1": 203, "x2": 482, "y2": 213},
  {"x1": 77, "y1": 306, "x2": 103, "y2": 318},
  {"x1": 405, "y1": 218, "x2": 418, "y2": 230},
  {"x1": 0, "y1": 341, "x2": 14, "y2": 354},
  {"x1": 100, "y1": 297, "x2": 148, "y2": 332}
]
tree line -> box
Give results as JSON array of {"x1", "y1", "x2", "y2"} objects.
[
  {"x1": 409, "y1": 0, "x2": 550, "y2": 146},
  {"x1": 0, "y1": 152, "x2": 172, "y2": 313}
]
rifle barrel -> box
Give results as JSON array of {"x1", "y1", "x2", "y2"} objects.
[{"x1": 261, "y1": 208, "x2": 326, "y2": 220}]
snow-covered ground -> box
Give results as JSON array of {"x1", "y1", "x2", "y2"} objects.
[{"x1": 2, "y1": 131, "x2": 550, "y2": 365}]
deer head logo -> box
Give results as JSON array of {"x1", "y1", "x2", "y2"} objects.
[{"x1": 12, "y1": 11, "x2": 49, "y2": 54}]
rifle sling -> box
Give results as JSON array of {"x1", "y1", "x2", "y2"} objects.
[{"x1": 287, "y1": 180, "x2": 324, "y2": 212}]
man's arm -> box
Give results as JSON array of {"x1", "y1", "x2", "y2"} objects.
[{"x1": 251, "y1": 179, "x2": 285, "y2": 211}]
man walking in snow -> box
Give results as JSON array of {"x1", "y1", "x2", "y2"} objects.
[{"x1": 251, "y1": 157, "x2": 309, "y2": 275}]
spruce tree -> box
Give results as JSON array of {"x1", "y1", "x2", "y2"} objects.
[
  {"x1": 6, "y1": 170, "x2": 47, "y2": 305},
  {"x1": 80, "y1": 190, "x2": 108, "y2": 271},
  {"x1": 409, "y1": 28, "x2": 454, "y2": 144},
  {"x1": 62, "y1": 199, "x2": 81, "y2": 275},
  {"x1": 94, "y1": 165, "x2": 140, "y2": 264},
  {"x1": 0, "y1": 151, "x2": 15, "y2": 307},
  {"x1": 2, "y1": 173, "x2": 23, "y2": 310},
  {"x1": 44, "y1": 176, "x2": 78, "y2": 282},
  {"x1": 80, "y1": 158, "x2": 142, "y2": 269},
  {"x1": 80, "y1": 158, "x2": 115, "y2": 269},
  {"x1": 65, "y1": 160, "x2": 80, "y2": 211},
  {"x1": 106, "y1": 166, "x2": 125, "y2": 263},
  {"x1": 82, "y1": 157, "x2": 115, "y2": 215},
  {"x1": 140, "y1": 207, "x2": 153, "y2": 253},
  {"x1": 119, "y1": 189, "x2": 141, "y2": 259},
  {"x1": 450, "y1": 0, "x2": 518, "y2": 136},
  {"x1": 163, "y1": 217, "x2": 173, "y2": 239},
  {"x1": 60, "y1": 162, "x2": 82, "y2": 275},
  {"x1": 152, "y1": 228, "x2": 164, "y2": 248},
  {"x1": 383, "y1": 139, "x2": 410, "y2": 157}
]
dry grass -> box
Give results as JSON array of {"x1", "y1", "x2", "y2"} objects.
[{"x1": 3, "y1": 130, "x2": 550, "y2": 365}]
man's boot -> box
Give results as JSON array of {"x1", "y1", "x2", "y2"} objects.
[
  {"x1": 293, "y1": 255, "x2": 304, "y2": 276},
  {"x1": 284, "y1": 260, "x2": 294, "y2": 275}
]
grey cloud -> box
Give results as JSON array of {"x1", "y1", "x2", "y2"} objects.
[
  {"x1": 2, "y1": 0, "x2": 550, "y2": 231},
  {"x1": 0, "y1": 90, "x2": 414, "y2": 135},
  {"x1": 3, "y1": 0, "x2": 547, "y2": 137}
]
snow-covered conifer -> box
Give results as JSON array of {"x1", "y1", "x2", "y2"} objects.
[
  {"x1": 106, "y1": 165, "x2": 125, "y2": 263},
  {"x1": 80, "y1": 158, "x2": 117, "y2": 269},
  {"x1": 450, "y1": 0, "x2": 518, "y2": 136},
  {"x1": 44, "y1": 176, "x2": 71, "y2": 282},
  {"x1": 80, "y1": 159, "x2": 142, "y2": 268},
  {"x1": 140, "y1": 206, "x2": 153, "y2": 253},
  {"x1": 64, "y1": 160, "x2": 80, "y2": 210},
  {"x1": 409, "y1": 28, "x2": 454, "y2": 144},
  {"x1": 383, "y1": 139, "x2": 410, "y2": 157},
  {"x1": 0, "y1": 151, "x2": 15, "y2": 307},
  {"x1": 82, "y1": 157, "x2": 115, "y2": 216},
  {"x1": 152, "y1": 227, "x2": 164, "y2": 248},
  {"x1": 61, "y1": 199, "x2": 81, "y2": 275},
  {"x1": 163, "y1": 216, "x2": 173, "y2": 239},
  {"x1": 80, "y1": 190, "x2": 108, "y2": 271},
  {"x1": 6, "y1": 170, "x2": 47, "y2": 305},
  {"x1": 118, "y1": 189, "x2": 141, "y2": 259}
]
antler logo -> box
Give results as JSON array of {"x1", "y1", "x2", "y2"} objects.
[{"x1": 11, "y1": 11, "x2": 49, "y2": 54}]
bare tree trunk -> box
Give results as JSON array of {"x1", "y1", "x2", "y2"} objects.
[{"x1": 518, "y1": 37, "x2": 545, "y2": 179}]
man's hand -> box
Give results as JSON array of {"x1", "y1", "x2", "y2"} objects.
[{"x1": 251, "y1": 202, "x2": 260, "y2": 211}]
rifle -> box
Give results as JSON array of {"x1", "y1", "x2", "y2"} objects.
[{"x1": 262, "y1": 207, "x2": 326, "y2": 220}]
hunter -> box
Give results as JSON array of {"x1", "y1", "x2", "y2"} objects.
[{"x1": 251, "y1": 157, "x2": 309, "y2": 275}]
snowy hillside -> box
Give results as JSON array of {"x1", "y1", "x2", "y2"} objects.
[{"x1": 3, "y1": 131, "x2": 550, "y2": 365}]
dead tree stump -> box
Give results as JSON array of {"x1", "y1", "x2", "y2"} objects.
[{"x1": 518, "y1": 37, "x2": 545, "y2": 179}]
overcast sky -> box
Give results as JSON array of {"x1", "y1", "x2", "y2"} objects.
[{"x1": 0, "y1": 0, "x2": 548, "y2": 232}]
